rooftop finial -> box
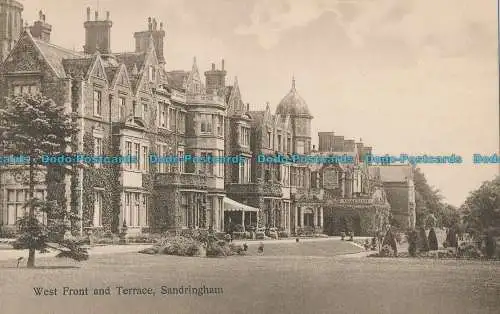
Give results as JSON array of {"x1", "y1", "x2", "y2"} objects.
[
  {"x1": 39, "y1": 10, "x2": 43, "y2": 21},
  {"x1": 292, "y1": 75, "x2": 296, "y2": 90}
]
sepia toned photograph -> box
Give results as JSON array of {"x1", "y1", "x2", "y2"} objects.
[{"x1": 0, "y1": 0, "x2": 498, "y2": 313}]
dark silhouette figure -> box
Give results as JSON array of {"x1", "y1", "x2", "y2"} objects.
[
  {"x1": 243, "y1": 243, "x2": 248, "y2": 252},
  {"x1": 257, "y1": 242, "x2": 264, "y2": 255},
  {"x1": 16, "y1": 257, "x2": 24, "y2": 268},
  {"x1": 296, "y1": 237, "x2": 299, "y2": 243}
]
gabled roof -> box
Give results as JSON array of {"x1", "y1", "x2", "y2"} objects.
[
  {"x1": 62, "y1": 57, "x2": 94, "y2": 78},
  {"x1": 32, "y1": 37, "x2": 86, "y2": 78},
  {"x1": 227, "y1": 77, "x2": 246, "y2": 116},
  {"x1": 114, "y1": 52, "x2": 147, "y2": 92},
  {"x1": 184, "y1": 57, "x2": 205, "y2": 94}
]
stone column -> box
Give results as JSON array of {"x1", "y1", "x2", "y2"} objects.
[
  {"x1": 294, "y1": 205, "x2": 298, "y2": 228},
  {"x1": 314, "y1": 207, "x2": 318, "y2": 229},
  {"x1": 341, "y1": 173, "x2": 345, "y2": 198},
  {"x1": 300, "y1": 208, "x2": 304, "y2": 227},
  {"x1": 242, "y1": 211, "x2": 245, "y2": 232},
  {"x1": 320, "y1": 207, "x2": 323, "y2": 228}
]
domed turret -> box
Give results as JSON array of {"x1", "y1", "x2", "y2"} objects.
[{"x1": 276, "y1": 77, "x2": 311, "y2": 117}]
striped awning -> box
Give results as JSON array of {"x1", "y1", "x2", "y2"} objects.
[{"x1": 223, "y1": 197, "x2": 259, "y2": 212}]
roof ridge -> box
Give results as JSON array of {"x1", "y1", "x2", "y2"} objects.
[{"x1": 32, "y1": 38, "x2": 84, "y2": 57}]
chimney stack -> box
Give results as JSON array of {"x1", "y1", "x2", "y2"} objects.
[
  {"x1": 204, "y1": 59, "x2": 227, "y2": 95},
  {"x1": 30, "y1": 10, "x2": 52, "y2": 42},
  {"x1": 134, "y1": 17, "x2": 166, "y2": 64},
  {"x1": 84, "y1": 7, "x2": 113, "y2": 54},
  {"x1": 247, "y1": 103, "x2": 250, "y2": 111}
]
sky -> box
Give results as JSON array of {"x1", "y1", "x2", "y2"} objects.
[{"x1": 20, "y1": 0, "x2": 499, "y2": 206}]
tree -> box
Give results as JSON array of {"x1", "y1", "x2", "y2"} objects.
[
  {"x1": 413, "y1": 167, "x2": 461, "y2": 229},
  {"x1": 0, "y1": 93, "x2": 87, "y2": 267},
  {"x1": 445, "y1": 226, "x2": 458, "y2": 248},
  {"x1": 407, "y1": 229, "x2": 418, "y2": 257},
  {"x1": 382, "y1": 229, "x2": 398, "y2": 255},
  {"x1": 461, "y1": 176, "x2": 500, "y2": 239},
  {"x1": 428, "y1": 227, "x2": 438, "y2": 250},
  {"x1": 418, "y1": 227, "x2": 429, "y2": 252}
]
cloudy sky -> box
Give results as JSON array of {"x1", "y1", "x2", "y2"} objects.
[{"x1": 21, "y1": 0, "x2": 498, "y2": 206}]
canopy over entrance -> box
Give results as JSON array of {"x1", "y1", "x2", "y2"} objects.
[{"x1": 224, "y1": 197, "x2": 259, "y2": 212}]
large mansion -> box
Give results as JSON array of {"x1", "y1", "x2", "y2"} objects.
[{"x1": 0, "y1": 3, "x2": 416, "y2": 236}]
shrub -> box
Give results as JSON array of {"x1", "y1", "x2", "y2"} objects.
[
  {"x1": 382, "y1": 229, "x2": 398, "y2": 255},
  {"x1": 379, "y1": 244, "x2": 396, "y2": 257},
  {"x1": 206, "y1": 242, "x2": 248, "y2": 257},
  {"x1": 340, "y1": 232, "x2": 346, "y2": 240},
  {"x1": 233, "y1": 224, "x2": 244, "y2": 232},
  {"x1": 445, "y1": 227, "x2": 458, "y2": 248},
  {"x1": 268, "y1": 231, "x2": 278, "y2": 239},
  {"x1": 206, "y1": 242, "x2": 232, "y2": 257},
  {"x1": 156, "y1": 236, "x2": 203, "y2": 257},
  {"x1": 0, "y1": 226, "x2": 17, "y2": 239},
  {"x1": 418, "y1": 227, "x2": 429, "y2": 252},
  {"x1": 214, "y1": 232, "x2": 226, "y2": 240},
  {"x1": 255, "y1": 232, "x2": 265, "y2": 240},
  {"x1": 485, "y1": 234, "x2": 497, "y2": 259},
  {"x1": 428, "y1": 228, "x2": 439, "y2": 250},
  {"x1": 407, "y1": 229, "x2": 418, "y2": 257},
  {"x1": 232, "y1": 232, "x2": 246, "y2": 240},
  {"x1": 457, "y1": 242, "x2": 482, "y2": 258},
  {"x1": 278, "y1": 231, "x2": 289, "y2": 238}
]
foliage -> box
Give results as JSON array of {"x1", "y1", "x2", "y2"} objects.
[
  {"x1": 413, "y1": 167, "x2": 460, "y2": 228},
  {"x1": 0, "y1": 93, "x2": 82, "y2": 267},
  {"x1": 382, "y1": 229, "x2": 398, "y2": 255},
  {"x1": 418, "y1": 227, "x2": 429, "y2": 252},
  {"x1": 155, "y1": 236, "x2": 203, "y2": 256},
  {"x1": 278, "y1": 231, "x2": 289, "y2": 238},
  {"x1": 484, "y1": 233, "x2": 497, "y2": 259},
  {"x1": 424, "y1": 214, "x2": 437, "y2": 229},
  {"x1": 206, "y1": 242, "x2": 247, "y2": 257},
  {"x1": 232, "y1": 232, "x2": 246, "y2": 240},
  {"x1": 428, "y1": 228, "x2": 438, "y2": 250},
  {"x1": 457, "y1": 242, "x2": 482, "y2": 259},
  {"x1": 461, "y1": 176, "x2": 500, "y2": 239},
  {"x1": 11, "y1": 199, "x2": 89, "y2": 263},
  {"x1": 407, "y1": 229, "x2": 418, "y2": 257},
  {"x1": 444, "y1": 227, "x2": 458, "y2": 248},
  {"x1": 378, "y1": 245, "x2": 396, "y2": 257}
]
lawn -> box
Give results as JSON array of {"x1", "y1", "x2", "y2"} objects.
[{"x1": 0, "y1": 239, "x2": 498, "y2": 314}]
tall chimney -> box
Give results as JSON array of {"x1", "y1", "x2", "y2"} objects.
[
  {"x1": 221, "y1": 59, "x2": 225, "y2": 71},
  {"x1": 30, "y1": 10, "x2": 52, "y2": 42},
  {"x1": 84, "y1": 8, "x2": 113, "y2": 54},
  {"x1": 134, "y1": 17, "x2": 166, "y2": 64},
  {"x1": 211, "y1": 63, "x2": 215, "y2": 70}
]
